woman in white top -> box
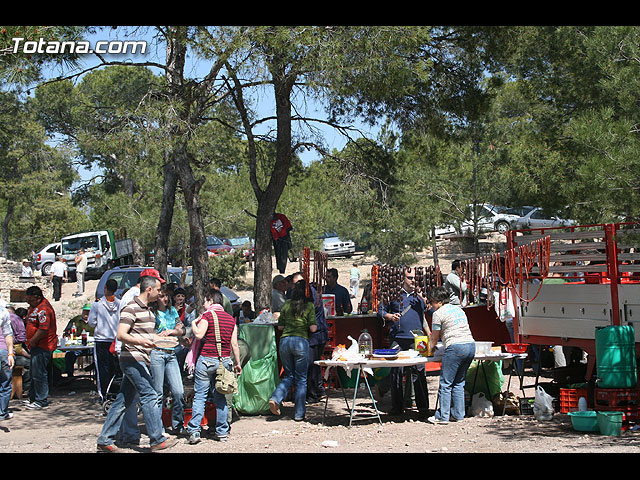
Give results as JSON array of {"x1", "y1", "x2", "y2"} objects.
[{"x1": 428, "y1": 286, "x2": 475, "y2": 424}]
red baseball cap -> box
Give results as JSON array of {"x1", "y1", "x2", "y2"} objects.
[{"x1": 139, "y1": 268, "x2": 166, "y2": 284}]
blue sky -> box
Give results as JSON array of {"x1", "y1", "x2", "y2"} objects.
[{"x1": 42, "y1": 27, "x2": 381, "y2": 185}]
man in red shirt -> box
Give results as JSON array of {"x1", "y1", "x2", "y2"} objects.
[{"x1": 24, "y1": 286, "x2": 58, "y2": 409}]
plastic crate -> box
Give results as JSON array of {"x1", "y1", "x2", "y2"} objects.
[
  {"x1": 594, "y1": 388, "x2": 640, "y2": 426},
  {"x1": 560, "y1": 387, "x2": 589, "y2": 413},
  {"x1": 519, "y1": 397, "x2": 535, "y2": 415},
  {"x1": 594, "y1": 387, "x2": 640, "y2": 408}
]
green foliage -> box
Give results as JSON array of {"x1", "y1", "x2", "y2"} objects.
[{"x1": 208, "y1": 251, "x2": 247, "y2": 288}]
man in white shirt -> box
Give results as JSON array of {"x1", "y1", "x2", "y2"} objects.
[
  {"x1": 74, "y1": 248, "x2": 88, "y2": 297},
  {"x1": 445, "y1": 259, "x2": 468, "y2": 306},
  {"x1": 50, "y1": 256, "x2": 68, "y2": 301}
]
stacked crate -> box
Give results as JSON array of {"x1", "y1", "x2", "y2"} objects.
[{"x1": 594, "y1": 387, "x2": 640, "y2": 426}]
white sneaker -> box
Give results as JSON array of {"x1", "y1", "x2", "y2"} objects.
[{"x1": 427, "y1": 415, "x2": 449, "y2": 425}]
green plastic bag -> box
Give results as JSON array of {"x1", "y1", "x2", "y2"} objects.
[
  {"x1": 464, "y1": 360, "x2": 504, "y2": 398},
  {"x1": 232, "y1": 324, "x2": 280, "y2": 415}
]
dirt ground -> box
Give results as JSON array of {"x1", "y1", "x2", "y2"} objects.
[{"x1": 3, "y1": 245, "x2": 640, "y2": 454}]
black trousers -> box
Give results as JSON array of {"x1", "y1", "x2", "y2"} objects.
[
  {"x1": 307, "y1": 343, "x2": 326, "y2": 401},
  {"x1": 52, "y1": 276, "x2": 63, "y2": 301},
  {"x1": 390, "y1": 337, "x2": 429, "y2": 412},
  {"x1": 274, "y1": 238, "x2": 290, "y2": 274},
  {"x1": 94, "y1": 341, "x2": 117, "y2": 400}
]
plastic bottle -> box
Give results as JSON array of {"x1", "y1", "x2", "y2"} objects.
[
  {"x1": 71, "y1": 324, "x2": 77, "y2": 341},
  {"x1": 578, "y1": 397, "x2": 588, "y2": 411},
  {"x1": 81, "y1": 329, "x2": 88, "y2": 346},
  {"x1": 358, "y1": 329, "x2": 373, "y2": 356},
  {"x1": 359, "y1": 298, "x2": 368, "y2": 314}
]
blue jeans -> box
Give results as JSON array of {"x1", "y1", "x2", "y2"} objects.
[
  {"x1": 270, "y1": 336, "x2": 309, "y2": 420},
  {"x1": 436, "y1": 342, "x2": 475, "y2": 422},
  {"x1": 188, "y1": 355, "x2": 232, "y2": 438},
  {"x1": 29, "y1": 347, "x2": 51, "y2": 406},
  {"x1": 150, "y1": 349, "x2": 185, "y2": 431},
  {"x1": 97, "y1": 359, "x2": 166, "y2": 448},
  {"x1": 0, "y1": 350, "x2": 12, "y2": 416}
]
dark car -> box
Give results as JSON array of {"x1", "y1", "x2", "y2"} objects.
[
  {"x1": 206, "y1": 235, "x2": 235, "y2": 257},
  {"x1": 94, "y1": 265, "x2": 240, "y2": 314}
]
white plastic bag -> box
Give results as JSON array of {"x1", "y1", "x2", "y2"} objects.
[
  {"x1": 253, "y1": 309, "x2": 276, "y2": 324},
  {"x1": 533, "y1": 385, "x2": 554, "y2": 421},
  {"x1": 471, "y1": 392, "x2": 494, "y2": 417}
]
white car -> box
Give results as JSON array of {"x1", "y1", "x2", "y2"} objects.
[
  {"x1": 322, "y1": 234, "x2": 356, "y2": 257},
  {"x1": 512, "y1": 207, "x2": 576, "y2": 230},
  {"x1": 433, "y1": 204, "x2": 522, "y2": 237},
  {"x1": 33, "y1": 242, "x2": 61, "y2": 276},
  {"x1": 459, "y1": 204, "x2": 521, "y2": 235}
]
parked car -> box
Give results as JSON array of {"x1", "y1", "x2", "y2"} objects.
[
  {"x1": 223, "y1": 236, "x2": 255, "y2": 262},
  {"x1": 94, "y1": 265, "x2": 240, "y2": 313},
  {"x1": 435, "y1": 204, "x2": 521, "y2": 236},
  {"x1": 502, "y1": 205, "x2": 536, "y2": 218},
  {"x1": 33, "y1": 242, "x2": 61, "y2": 276},
  {"x1": 206, "y1": 235, "x2": 235, "y2": 257},
  {"x1": 458, "y1": 204, "x2": 521, "y2": 234},
  {"x1": 512, "y1": 207, "x2": 576, "y2": 230},
  {"x1": 321, "y1": 233, "x2": 356, "y2": 257}
]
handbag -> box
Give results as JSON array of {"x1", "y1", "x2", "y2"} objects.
[{"x1": 211, "y1": 309, "x2": 238, "y2": 395}]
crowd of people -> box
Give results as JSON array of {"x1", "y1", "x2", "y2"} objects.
[{"x1": 0, "y1": 258, "x2": 493, "y2": 451}]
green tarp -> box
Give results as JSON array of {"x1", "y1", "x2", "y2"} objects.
[{"x1": 233, "y1": 324, "x2": 280, "y2": 415}]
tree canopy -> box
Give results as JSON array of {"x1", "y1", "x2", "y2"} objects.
[{"x1": 1, "y1": 25, "x2": 639, "y2": 306}]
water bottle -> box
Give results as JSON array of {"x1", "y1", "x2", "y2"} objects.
[
  {"x1": 358, "y1": 329, "x2": 373, "y2": 356},
  {"x1": 578, "y1": 397, "x2": 588, "y2": 411}
]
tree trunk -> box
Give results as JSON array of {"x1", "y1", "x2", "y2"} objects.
[
  {"x1": 252, "y1": 68, "x2": 294, "y2": 311},
  {"x1": 154, "y1": 150, "x2": 178, "y2": 280},
  {"x1": 1, "y1": 198, "x2": 14, "y2": 258},
  {"x1": 173, "y1": 147, "x2": 209, "y2": 314}
]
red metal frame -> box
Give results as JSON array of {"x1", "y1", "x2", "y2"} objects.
[{"x1": 504, "y1": 222, "x2": 639, "y2": 380}]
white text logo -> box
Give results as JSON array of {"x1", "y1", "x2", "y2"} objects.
[{"x1": 11, "y1": 37, "x2": 147, "y2": 55}]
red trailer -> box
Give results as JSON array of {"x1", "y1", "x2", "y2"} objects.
[{"x1": 505, "y1": 222, "x2": 640, "y2": 381}]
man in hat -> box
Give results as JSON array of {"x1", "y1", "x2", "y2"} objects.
[
  {"x1": 61, "y1": 302, "x2": 95, "y2": 380},
  {"x1": 21, "y1": 259, "x2": 33, "y2": 278},
  {"x1": 271, "y1": 274, "x2": 288, "y2": 318}
]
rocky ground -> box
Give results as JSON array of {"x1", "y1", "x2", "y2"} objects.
[{"x1": 3, "y1": 242, "x2": 640, "y2": 454}]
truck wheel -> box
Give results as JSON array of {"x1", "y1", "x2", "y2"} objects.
[{"x1": 42, "y1": 263, "x2": 52, "y2": 276}]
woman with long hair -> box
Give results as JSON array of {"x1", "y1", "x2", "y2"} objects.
[
  {"x1": 269, "y1": 279, "x2": 317, "y2": 421},
  {"x1": 149, "y1": 284, "x2": 185, "y2": 435}
]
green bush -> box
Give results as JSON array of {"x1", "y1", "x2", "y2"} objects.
[{"x1": 208, "y1": 251, "x2": 247, "y2": 288}]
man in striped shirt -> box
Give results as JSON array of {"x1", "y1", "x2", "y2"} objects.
[{"x1": 96, "y1": 275, "x2": 177, "y2": 453}]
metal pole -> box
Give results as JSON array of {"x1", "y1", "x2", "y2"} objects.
[{"x1": 604, "y1": 223, "x2": 621, "y2": 326}]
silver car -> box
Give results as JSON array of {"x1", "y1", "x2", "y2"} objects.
[
  {"x1": 33, "y1": 242, "x2": 61, "y2": 276},
  {"x1": 512, "y1": 207, "x2": 576, "y2": 230}
]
